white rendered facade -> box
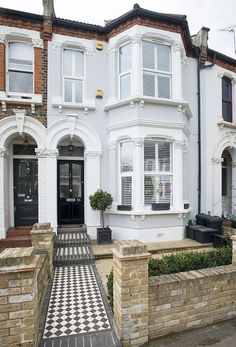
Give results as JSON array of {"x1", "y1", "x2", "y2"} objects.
[{"x1": 0, "y1": 5, "x2": 235, "y2": 243}]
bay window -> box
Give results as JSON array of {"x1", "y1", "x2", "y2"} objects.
[
  {"x1": 144, "y1": 141, "x2": 172, "y2": 205},
  {"x1": 142, "y1": 41, "x2": 171, "y2": 99},
  {"x1": 63, "y1": 49, "x2": 84, "y2": 103},
  {"x1": 119, "y1": 43, "x2": 132, "y2": 100},
  {"x1": 120, "y1": 142, "x2": 133, "y2": 205},
  {"x1": 8, "y1": 42, "x2": 33, "y2": 94}
]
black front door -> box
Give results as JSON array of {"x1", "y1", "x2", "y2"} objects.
[
  {"x1": 58, "y1": 160, "x2": 84, "y2": 225},
  {"x1": 14, "y1": 159, "x2": 38, "y2": 226}
]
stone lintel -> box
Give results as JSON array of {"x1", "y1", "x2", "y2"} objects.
[
  {"x1": 0, "y1": 247, "x2": 35, "y2": 267},
  {"x1": 112, "y1": 248, "x2": 151, "y2": 262}
]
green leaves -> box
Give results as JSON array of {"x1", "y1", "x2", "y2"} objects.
[{"x1": 89, "y1": 189, "x2": 113, "y2": 228}]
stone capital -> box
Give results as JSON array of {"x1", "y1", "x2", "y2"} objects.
[
  {"x1": 35, "y1": 149, "x2": 58, "y2": 158},
  {"x1": 133, "y1": 137, "x2": 144, "y2": 147},
  {"x1": 0, "y1": 147, "x2": 9, "y2": 158},
  {"x1": 108, "y1": 141, "x2": 116, "y2": 150},
  {"x1": 211, "y1": 157, "x2": 224, "y2": 164},
  {"x1": 84, "y1": 150, "x2": 102, "y2": 158},
  {"x1": 131, "y1": 33, "x2": 143, "y2": 44},
  {"x1": 32, "y1": 38, "x2": 43, "y2": 48}
]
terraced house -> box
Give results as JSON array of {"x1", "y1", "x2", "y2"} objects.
[{"x1": 0, "y1": 0, "x2": 235, "y2": 244}]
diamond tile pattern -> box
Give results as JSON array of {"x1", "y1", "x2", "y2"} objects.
[{"x1": 43, "y1": 265, "x2": 111, "y2": 339}]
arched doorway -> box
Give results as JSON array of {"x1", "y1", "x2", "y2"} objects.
[
  {"x1": 221, "y1": 148, "x2": 232, "y2": 218},
  {"x1": 57, "y1": 136, "x2": 85, "y2": 225}
]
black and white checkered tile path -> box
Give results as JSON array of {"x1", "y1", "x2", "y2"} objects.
[{"x1": 43, "y1": 265, "x2": 111, "y2": 339}]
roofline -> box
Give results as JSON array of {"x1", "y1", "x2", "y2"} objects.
[
  {"x1": 0, "y1": 7, "x2": 43, "y2": 22},
  {"x1": 208, "y1": 48, "x2": 236, "y2": 65}
]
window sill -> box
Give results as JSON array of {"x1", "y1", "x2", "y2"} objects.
[
  {"x1": 0, "y1": 91, "x2": 42, "y2": 105},
  {"x1": 52, "y1": 96, "x2": 95, "y2": 114},
  {"x1": 217, "y1": 120, "x2": 236, "y2": 129},
  {"x1": 105, "y1": 208, "x2": 191, "y2": 216},
  {"x1": 104, "y1": 96, "x2": 192, "y2": 119}
]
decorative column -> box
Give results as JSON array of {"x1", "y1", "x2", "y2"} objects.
[
  {"x1": 173, "y1": 140, "x2": 185, "y2": 210},
  {"x1": 113, "y1": 240, "x2": 151, "y2": 347},
  {"x1": 31, "y1": 223, "x2": 54, "y2": 277},
  {"x1": 172, "y1": 44, "x2": 183, "y2": 100},
  {"x1": 231, "y1": 161, "x2": 236, "y2": 214},
  {"x1": 35, "y1": 149, "x2": 48, "y2": 224},
  {"x1": 0, "y1": 147, "x2": 9, "y2": 239},
  {"x1": 131, "y1": 34, "x2": 143, "y2": 97},
  {"x1": 108, "y1": 142, "x2": 117, "y2": 206},
  {"x1": 84, "y1": 151, "x2": 101, "y2": 232},
  {"x1": 107, "y1": 44, "x2": 118, "y2": 104},
  {"x1": 45, "y1": 150, "x2": 58, "y2": 229},
  {"x1": 133, "y1": 138, "x2": 144, "y2": 212},
  {"x1": 211, "y1": 158, "x2": 223, "y2": 216}
]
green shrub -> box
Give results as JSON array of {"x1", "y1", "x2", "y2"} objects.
[
  {"x1": 148, "y1": 242, "x2": 232, "y2": 277},
  {"x1": 106, "y1": 268, "x2": 113, "y2": 309}
]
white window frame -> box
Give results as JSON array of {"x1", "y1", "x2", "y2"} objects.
[
  {"x1": 118, "y1": 42, "x2": 132, "y2": 100},
  {"x1": 119, "y1": 140, "x2": 134, "y2": 206},
  {"x1": 6, "y1": 41, "x2": 34, "y2": 97},
  {"x1": 144, "y1": 140, "x2": 173, "y2": 206},
  {"x1": 142, "y1": 40, "x2": 172, "y2": 99},
  {"x1": 62, "y1": 48, "x2": 85, "y2": 104}
]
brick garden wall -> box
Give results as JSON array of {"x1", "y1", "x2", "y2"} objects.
[{"x1": 148, "y1": 264, "x2": 236, "y2": 339}]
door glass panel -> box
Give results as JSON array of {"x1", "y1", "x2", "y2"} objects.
[
  {"x1": 30, "y1": 161, "x2": 38, "y2": 197},
  {"x1": 72, "y1": 163, "x2": 81, "y2": 198},
  {"x1": 60, "y1": 163, "x2": 70, "y2": 198},
  {"x1": 18, "y1": 162, "x2": 30, "y2": 195}
]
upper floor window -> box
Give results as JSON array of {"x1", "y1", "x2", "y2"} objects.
[
  {"x1": 144, "y1": 140, "x2": 172, "y2": 205},
  {"x1": 119, "y1": 43, "x2": 132, "y2": 100},
  {"x1": 120, "y1": 141, "x2": 133, "y2": 205},
  {"x1": 8, "y1": 42, "x2": 33, "y2": 94},
  {"x1": 63, "y1": 49, "x2": 84, "y2": 103},
  {"x1": 142, "y1": 41, "x2": 171, "y2": 99},
  {"x1": 222, "y1": 77, "x2": 232, "y2": 122}
]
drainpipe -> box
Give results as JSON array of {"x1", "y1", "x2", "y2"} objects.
[{"x1": 197, "y1": 48, "x2": 201, "y2": 214}]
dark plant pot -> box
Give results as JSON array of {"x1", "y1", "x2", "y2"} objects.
[
  {"x1": 184, "y1": 203, "x2": 190, "y2": 209},
  {"x1": 97, "y1": 227, "x2": 112, "y2": 244},
  {"x1": 117, "y1": 205, "x2": 132, "y2": 211},
  {"x1": 152, "y1": 203, "x2": 170, "y2": 211}
]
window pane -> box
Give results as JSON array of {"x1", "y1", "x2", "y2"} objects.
[
  {"x1": 122, "y1": 176, "x2": 132, "y2": 205},
  {"x1": 157, "y1": 175, "x2": 172, "y2": 203},
  {"x1": 143, "y1": 41, "x2": 155, "y2": 69},
  {"x1": 74, "y1": 80, "x2": 83, "y2": 103},
  {"x1": 143, "y1": 73, "x2": 155, "y2": 97},
  {"x1": 222, "y1": 77, "x2": 231, "y2": 102},
  {"x1": 119, "y1": 43, "x2": 131, "y2": 73},
  {"x1": 64, "y1": 79, "x2": 72, "y2": 102},
  {"x1": 63, "y1": 50, "x2": 73, "y2": 75},
  {"x1": 72, "y1": 164, "x2": 81, "y2": 198},
  {"x1": 158, "y1": 142, "x2": 171, "y2": 172},
  {"x1": 9, "y1": 71, "x2": 33, "y2": 93},
  {"x1": 121, "y1": 142, "x2": 133, "y2": 172},
  {"x1": 9, "y1": 43, "x2": 33, "y2": 71},
  {"x1": 157, "y1": 44, "x2": 171, "y2": 72},
  {"x1": 158, "y1": 75, "x2": 170, "y2": 99},
  {"x1": 120, "y1": 73, "x2": 131, "y2": 99},
  {"x1": 144, "y1": 142, "x2": 156, "y2": 171},
  {"x1": 222, "y1": 101, "x2": 232, "y2": 122},
  {"x1": 74, "y1": 51, "x2": 84, "y2": 77},
  {"x1": 144, "y1": 176, "x2": 156, "y2": 204},
  {"x1": 59, "y1": 163, "x2": 70, "y2": 198}
]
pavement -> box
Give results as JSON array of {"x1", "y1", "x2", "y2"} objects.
[{"x1": 145, "y1": 318, "x2": 236, "y2": 347}]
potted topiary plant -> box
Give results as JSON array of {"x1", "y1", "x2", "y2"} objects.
[
  {"x1": 89, "y1": 189, "x2": 113, "y2": 244},
  {"x1": 230, "y1": 215, "x2": 236, "y2": 229}
]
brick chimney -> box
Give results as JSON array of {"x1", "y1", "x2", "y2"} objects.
[
  {"x1": 42, "y1": 0, "x2": 55, "y2": 17},
  {"x1": 192, "y1": 27, "x2": 210, "y2": 65}
]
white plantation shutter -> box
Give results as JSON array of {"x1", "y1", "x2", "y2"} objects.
[
  {"x1": 144, "y1": 141, "x2": 172, "y2": 206},
  {"x1": 158, "y1": 76, "x2": 170, "y2": 99},
  {"x1": 143, "y1": 74, "x2": 155, "y2": 97},
  {"x1": 120, "y1": 74, "x2": 131, "y2": 99},
  {"x1": 143, "y1": 41, "x2": 155, "y2": 69},
  {"x1": 156, "y1": 44, "x2": 171, "y2": 72},
  {"x1": 119, "y1": 43, "x2": 131, "y2": 99},
  {"x1": 142, "y1": 41, "x2": 171, "y2": 99},
  {"x1": 122, "y1": 177, "x2": 132, "y2": 205}
]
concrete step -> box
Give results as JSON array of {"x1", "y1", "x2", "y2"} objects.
[
  {"x1": 0, "y1": 237, "x2": 32, "y2": 248},
  {"x1": 55, "y1": 231, "x2": 91, "y2": 246},
  {"x1": 53, "y1": 245, "x2": 95, "y2": 266},
  {"x1": 57, "y1": 225, "x2": 87, "y2": 233}
]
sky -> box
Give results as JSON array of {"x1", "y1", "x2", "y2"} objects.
[{"x1": 0, "y1": 0, "x2": 235, "y2": 58}]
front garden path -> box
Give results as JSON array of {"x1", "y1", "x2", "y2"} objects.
[{"x1": 38, "y1": 227, "x2": 121, "y2": 347}]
